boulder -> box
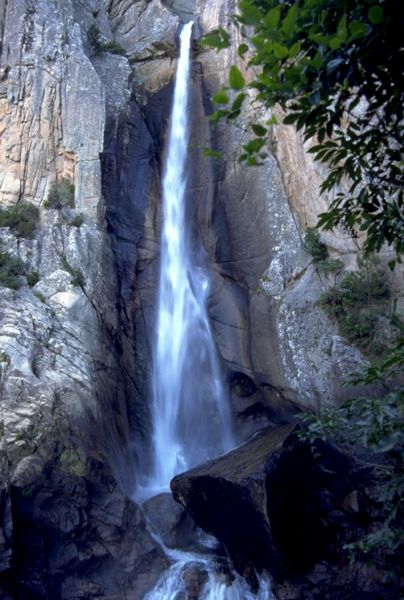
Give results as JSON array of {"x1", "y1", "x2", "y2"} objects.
[
  {"x1": 171, "y1": 425, "x2": 360, "y2": 584},
  {"x1": 142, "y1": 492, "x2": 204, "y2": 552}
]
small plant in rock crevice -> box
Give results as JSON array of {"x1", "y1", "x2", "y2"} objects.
[
  {"x1": 44, "y1": 177, "x2": 75, "y2": 209},
  {"x1": 68, "y1": 213, "x2": 84, "y2": 227},
  {"x1": 34, "y1": 291, "x2": 46, "y2": 304},
  {"x1": 0, "y1": 202, "x2": 39, "y2": 238},
  {"x1": 61, "y1": 254, "x2": 85, "y2": 288},
  {"x1": 26, "y1": 270, "x2": 39, "y2": 287},
  {"x1": 60, "y1": 448, "x2": 85, "y2": 477},
  {"x1": 87, "y1": 24, "x2": 126, "y2": 56},
  {"x1": 304, "y1": 227, "x2": 343, "y2": 274}
]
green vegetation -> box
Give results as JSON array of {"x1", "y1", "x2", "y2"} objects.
[
  {"x1": 21, "y1": 485, "x2": 35, "y2": 498},
  {"x1": 68, "y1": 213, "x2": 84, "y2": 227},
  {"x1": 26, "y1": 270, "x2": 39, "y2": 288},
  {"x1": 202, "y1": 0, "x2": 404, "y2": 264},
  {"x1": 60, "y1": 448, "x2": 85, "y2": 477},
  {"x1": 304, "y1": 227, "x2": 343, "y2": 274},
  {"x1": 61, "y1": 254, "x2": 85, "y2": 288},
  {"x1": 87, "y1": 24, "x2": 126, "y2": 56},
  {"x1": 299, "y1": 341, "x2": 403, "y2": 572},
  {"x1": 0, "y1": 251, "x2": 25, "y2": 289},
  {"x1": 44, "y1": 177, "x2": 75, "y2": 209},
  {"x1": 0, "y1": 202, "x2": 39, "y2": 238},
  {"x1": 34, "y1": 291, "x2": 46, "y2": 303},
  {"x1": 318, "y1": 257, "x2": 398, "y2": 358}
]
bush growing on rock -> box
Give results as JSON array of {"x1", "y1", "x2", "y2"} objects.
[
  {"x1": 0, "y1": 251, "x2": 25, "y2": 289},
  {"x1": 0, "y1": 201, "x2": 39, "y2": 238},
  {"x1": 319, "y1": 257, "x2": 395, "y2": 359},
  {"x1": 300, "y1": 341, "x2": 403, "y2": 576},
  {"x1": 304, "y1": 227, "x2": 343, "y2": 274},
  {"x1": 61, "y1": 254, "x2": 85, "y2": 288},
  {"x1": 26, "y1": 270, "x2": 39, "y2": 288},
  {"x1": 44, "y1": 177, "x2": 75, "y2": 209},
  {"x1": 87, "y1": 24, "x2": 126, "y2": 56},
  {"x1": 68, "y1": 213, "x2": 84, "y2": 227},
  {"x1": 60, "y1": 449, "x2": 85, "y2": 477}
]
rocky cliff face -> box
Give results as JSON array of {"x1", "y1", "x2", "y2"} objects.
[{"x1": 0, "y1": 0, "x2": 400, "y2": 598}]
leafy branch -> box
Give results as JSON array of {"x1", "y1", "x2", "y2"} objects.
[{"x1": 201, "y1": 0, "x2": 404, "y2": 263}]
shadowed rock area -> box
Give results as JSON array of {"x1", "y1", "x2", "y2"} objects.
[{"x1": 171, "y1": 425, "x2": 373, "y2": 591}]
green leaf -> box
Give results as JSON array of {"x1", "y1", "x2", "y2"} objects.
[
  {"x1": 329, "y1": 36, "x2": 342, "y2": 50},
  {"x1": 208, "y1": 109, "x2": 228, "y2": 124},
  {"x1": 266, "y1": 115, "x2": 278, "y2": 126},
  {"x1": 272, "y1": 41, "x2": 289, "y2": 59},
  {"x1": 212, "y1": 89, "x2": 230, "y2": 104},
  {"x1": 232, "y1": 92, "x2": 247, "y2": 111},
  {"x1": 229, "y1": 65, "x2": 245, "y2": 90},
  {"x1": 238, "y1": 43, "x2": 249, "y2": 57},
  {"x1": 312, "y1": 52, "x2": 323, "y2": 69},
  {"x1": 282, "y1": 4, "x2": 298, "y2": 37},
  {"x1": 368, "y1": 5, "x2": 384, "y2": 24},
  {"x1": 246, "y1": 156, "x2": 261, "y2": 166},
  {"x1": 201, "y1": 28, "x2": 231, "y2": 50},
  {"x1": 337, "y1": 15, "x2": 347, "y2": 41},
  {"x1": 251, "y1": 123, "x2": 267, "y2": 136},
  {"x1": 283, "y1": 112, "x2": 300, "y2": 125},
  {"x1": 349, "y1": 21, "x2": 369, "y2": 38},
  {"x1": 243, "y1": 138, "x2": 266, "y2": 153},
  {"x1": 239, "y1": 0, "x2": 262, "y2": 25},
  {"x1": 264, "y1": 6, "x2": 281, "y2": 30},
  {"x1": 201, "y1": 34, "x2": 222, "y2": 49},
  {"x1": 218, "y1": 27, "x2": 230, "y2": 45},
  {"x1": 289, "y1": 41, "x2": 301, "y2": 57},
  {"x1": 202, "y1": 148, "x2": 222, "y2": 159}
]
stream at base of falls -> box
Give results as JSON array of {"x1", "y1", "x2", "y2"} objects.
[
  {"x1": 145, "y1": 555, "x2": 273, "y2": 600},
  {"x1": 137, "y1": 21, "x2": 274, "y2": 599},
  {"x1": 143, "y1": 520, "x2": 274, "y2": 600}
]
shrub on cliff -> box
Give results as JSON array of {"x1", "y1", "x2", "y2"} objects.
[
  {"x1": 300, "y1": 341, "x2": 403, "y2": 577},
  {"x1": 0, "y1": 202, "x2": 39, "y2": 238},
  {"x1": 318, "y1": 256, "x2": 400, "y2": 359},
  {"x1": 0, "y1": 251, "x2": 25, "y2": 289},
  {"x1": 87, "y1": 24, "x2": 126, "y2": 56},
  {"x1": 44, "y1": 178, "x2": 75, "y2": 209},
  {"x1": 304, "y1": 227, "x2": 343, "y2": 274}
]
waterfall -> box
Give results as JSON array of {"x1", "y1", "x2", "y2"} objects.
[
  {"x1": 139, "y1": 21, "x2": 275, "y2": 600},
  {"x1": 139, "y1": 21, "x2": 234, "y2": 500}
]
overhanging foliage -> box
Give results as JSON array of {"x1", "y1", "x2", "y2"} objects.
[{"x1": 202, "y1": 0, "x2": 404, "y2": 263}]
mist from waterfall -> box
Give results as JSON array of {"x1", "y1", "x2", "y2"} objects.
[{"x1": 139, "y1": 21, "x2": 234, "y2": 500}]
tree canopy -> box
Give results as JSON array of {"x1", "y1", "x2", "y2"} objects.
[{"x1": 202, "y1": 0, "x2": 404, "y2": 264}]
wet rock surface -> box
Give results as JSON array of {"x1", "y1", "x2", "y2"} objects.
[
  {"x1": 142, "y1": 492, "x2": 205, "y2": 553},
  {"x1": 171, "y1": 426, "x2": 370, "y2": 584}
]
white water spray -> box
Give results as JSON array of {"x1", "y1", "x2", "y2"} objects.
[
  {"x1": 139, "y1": 22, "x2": 274, "y2": 600},
  {"x1": 139, "y1": 21, "x2": 234, "y2": 499}
]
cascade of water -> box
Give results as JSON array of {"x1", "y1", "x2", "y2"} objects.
[
  {"x1": 138, "y1": 21, "x2": 275, "y2": 600},
  {"x1": 145, "y1": 558, "x2": 274, "y2": 600},
  {"x1": 139, "y1": 21, "x2": 234, "y2": 500}
]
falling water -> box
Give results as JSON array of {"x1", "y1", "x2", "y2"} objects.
[
  {"x1": 139, "y1": 21, "x2": 274, "y2": 599},
  {"x1": 139, "y1": 21, "x2": 234, "y2": 499}
]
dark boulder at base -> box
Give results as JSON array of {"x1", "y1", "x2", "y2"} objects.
[
  {"x1": 171, "y1": 424, "x2": 363, "y2": 585},
  {"x1": 142, "y1": 492, "x2": 217, "y2": 553}
]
